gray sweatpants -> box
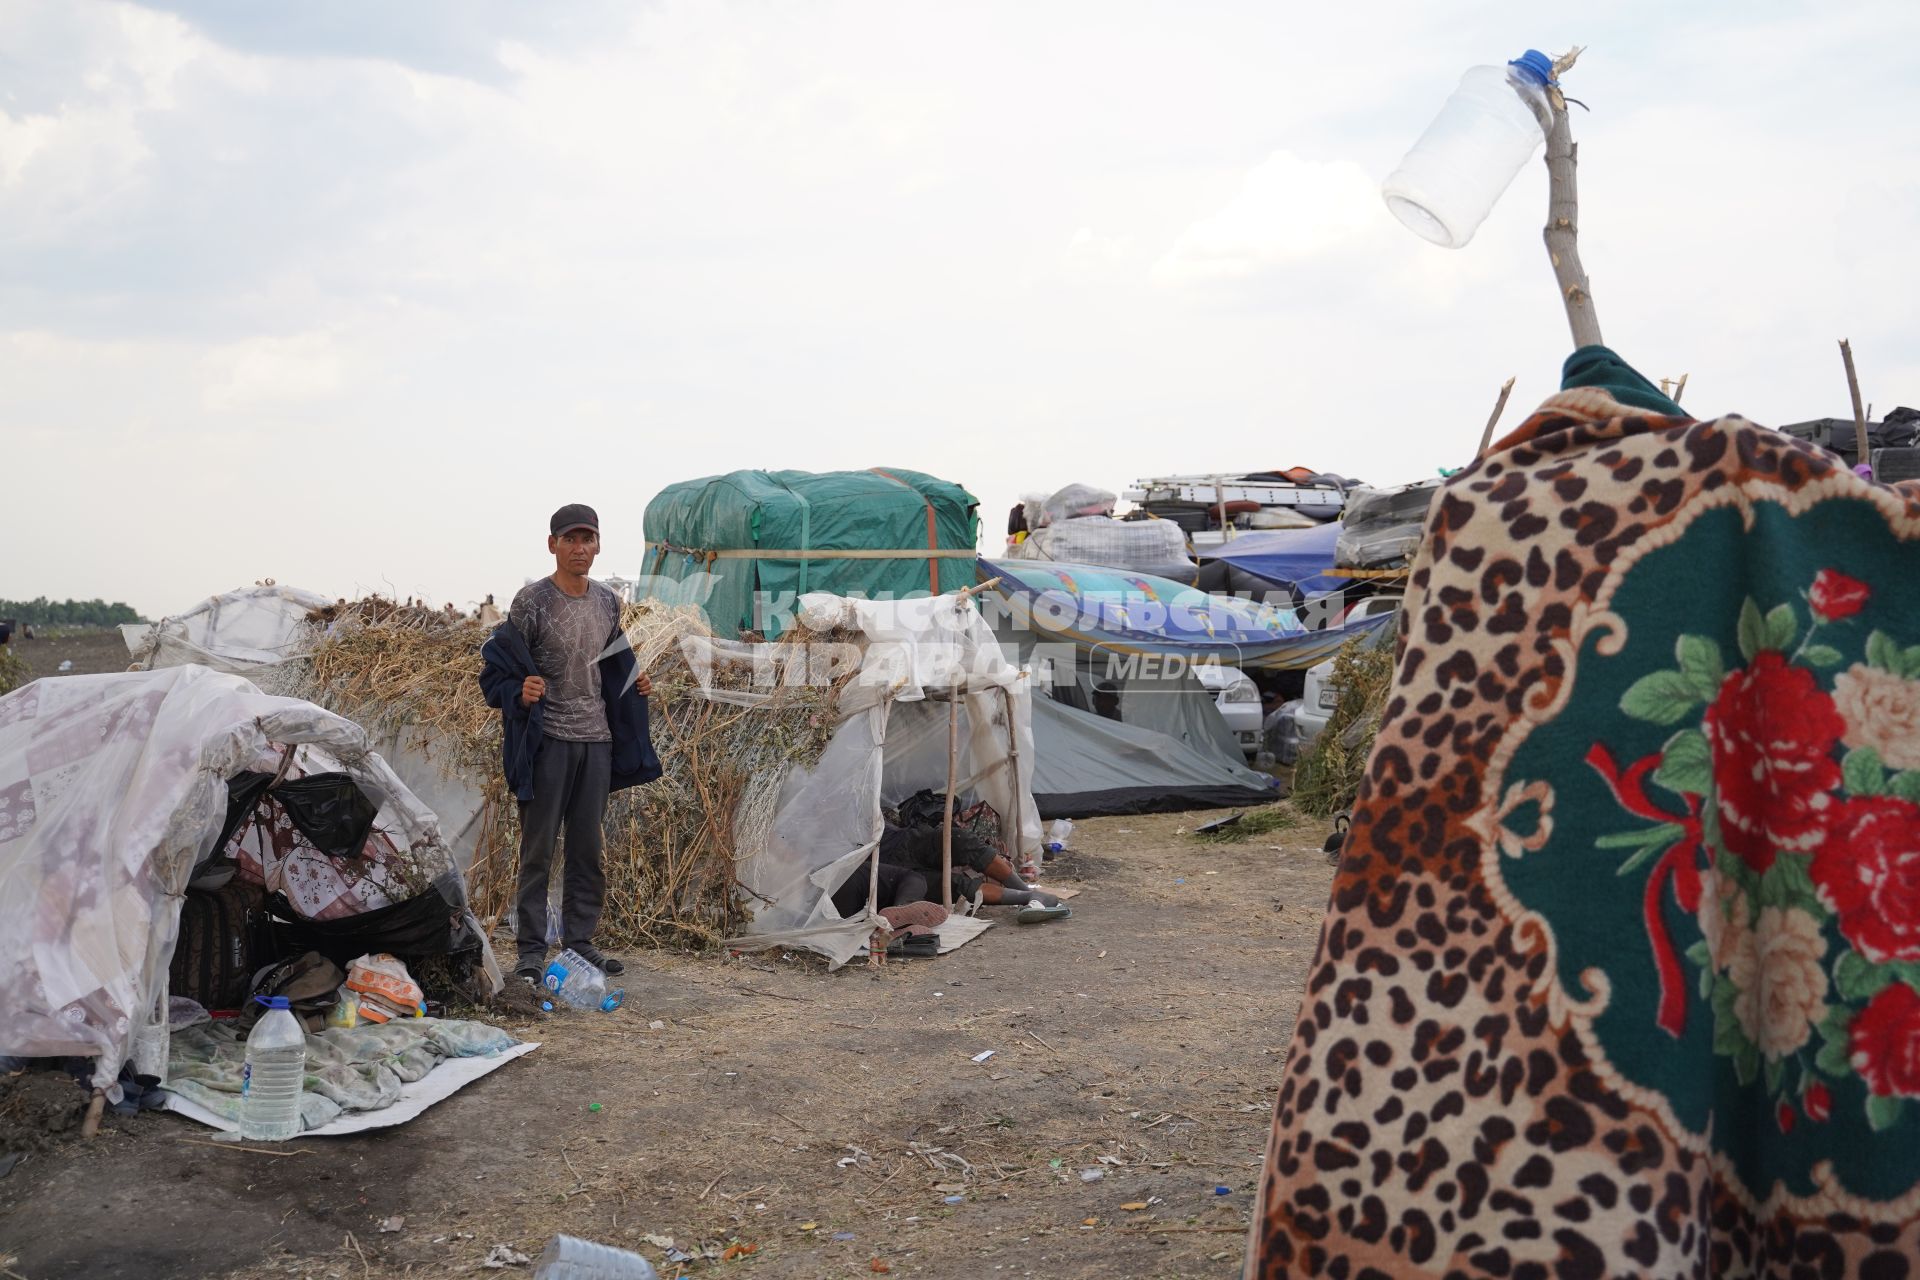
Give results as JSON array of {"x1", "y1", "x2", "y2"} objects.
[{"x1": 514, "y1": 738, "x2": 612, "y2": 968}]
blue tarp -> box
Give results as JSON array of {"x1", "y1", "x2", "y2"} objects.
[
  {"x1": 978, "y1": 558, "x2": 1390, "y2": 671},
  {"x1": 1195, "y1": 523, "x2": 1343, "y2": 599}
]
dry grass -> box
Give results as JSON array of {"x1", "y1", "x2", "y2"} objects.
[
  {"x1": 1188, "y1": 804, "x2": 1305, "y2": 843},
  {"x1": 298, "y1": 596, "x2": 862, "y2": 954},
  {"x1": 1290, "y1": 638, "x2": 1395, "y2": 818},
  {"x1": 0, "y1": 647, "x2": 27, "y2": 697}
]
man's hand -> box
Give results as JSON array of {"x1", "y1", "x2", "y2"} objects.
[
  {"x1": 519, "y1": 675, "x2": 546, "y2": 707},
  {"x1": 635, "y1": 672, "x2": 653, "y2": 697}
]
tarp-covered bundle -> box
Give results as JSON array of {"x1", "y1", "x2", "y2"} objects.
[
  {"x1": 643, "y1": 469, "x2": 979, "y2": 637},
  {"x1": 1008, "y1": 483, "x2": 1199, "y2": 581},
  {"x1": 1250, "y1": 377, "x2": 1920, "y2": 1275},
  {"x1": 1332, "y1": 479, "x2": 1440, "y2": 570},
  {"x1": 0, "y1": 666, "x2": 493, "y2": 1090},
  {"x1": 1192, "y1": 522, "x2": 1345, "y2": 607},
  {"x1": 979, "y1": 558, "x2": 1389, "y2": 672}
]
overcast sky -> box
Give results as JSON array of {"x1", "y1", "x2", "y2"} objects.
[{"x1": 5, "y1": 1, "x2": 1916, "y2": 618}]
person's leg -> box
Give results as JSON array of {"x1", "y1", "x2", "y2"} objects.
[
  {"x1": 514, "y1": 741, "x2": 577, "y2": 974},
  {"x1": 560, "y1": 740, "x2": 614, "y2": 954}
]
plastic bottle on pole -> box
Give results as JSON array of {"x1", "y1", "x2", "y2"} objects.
[{"x1": 1381, "y1": 50, "x2": 1555, "y2": 249}]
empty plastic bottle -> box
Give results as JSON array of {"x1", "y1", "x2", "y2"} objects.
[
  {"x1": 240, "y1": 994, "x2": 307, "y2": 1141},
  {"x1": 1046, "y1": 819, "x2": 1074, "y2": 853},
  {"x1": 1381, "y1": 49, "x2": 1555, "y2": 249},
  {"x1": 543, "y1": 948, "x2": 625, "y2": 1012},
  {"x1": 534, "y1": 1234, "x2": 659, "y2": 1279}
]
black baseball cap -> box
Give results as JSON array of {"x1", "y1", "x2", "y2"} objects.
[{"x1": 550, "y1": 504, "x2": 599, "y2": 537}]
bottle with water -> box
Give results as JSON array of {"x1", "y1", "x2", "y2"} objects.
[
  {"x1": 543, "y1": 948, "x2": 625, "y2": 1012},
  {"x1": 534, "y1": 1234, "x2": 658, "y2": 1279},
  {"x1": 240, "y1": 995, "x2": 307, "y2": 1141},
  {"x1": 1046, "y1": 819, "x2": 1073, "y2": 854},
  {"x1": 1381, "y1": 49, "x2": 1555, "y2": 249}
]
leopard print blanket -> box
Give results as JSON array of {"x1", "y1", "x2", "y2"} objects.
[{"x1": 1248, "y1": 389, "x2": 1920, "y2": 1278}]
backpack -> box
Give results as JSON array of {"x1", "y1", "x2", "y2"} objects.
[{"x1": 168, "y1": 879, "x2": 269, "y2": 1011}]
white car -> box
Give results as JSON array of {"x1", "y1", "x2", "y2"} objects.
[
  {"x1": 1286, "y1": 596, "x2": 1403, "y2": 754},
  {"x1": 1194, "y1": 663, "x2": 1264, "y2": 759}
]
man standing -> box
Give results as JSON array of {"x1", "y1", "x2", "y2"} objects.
[{"x1": 480, "y1": 504, "x2": 660, "y2": 986}]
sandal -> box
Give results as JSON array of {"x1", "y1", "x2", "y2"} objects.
[{"x1": 1016, "y1": 901, "x2": 1072, "y2": 924}]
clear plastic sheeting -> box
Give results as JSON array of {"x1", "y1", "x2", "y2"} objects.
[
  {"x1": 727, "y1": 593, "x2": 1044, "y2": 966},
  {"x1": 1007, "y1": 514, "x2": 1199, "y2": 582},
  {"x1": 1335, "y1": 481, "x2": 1442, "y2": 569},
  {"x1": 1035, "y1": 483, "x2": 1117, "y2": 528},
  {"x1": 128, "y1": 585, "x2": 331, "y2": 691},
  {"x1": 0, "y1": 666, "x2": 492, "y2": 1090}
]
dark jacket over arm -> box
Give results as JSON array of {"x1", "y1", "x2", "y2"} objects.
[{"x1": 478, "y1": 620, "x2": 661, "y2": 803}]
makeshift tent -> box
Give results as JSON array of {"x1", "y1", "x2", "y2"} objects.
[
  {"x1": 131, "y1": 588, "x2": 503, "y2": 892},
  {"x1": 128, "y1": 583, "x2": 1042, "y2": 968},
  {"x1": 1005, "y1": 483, "x2": 1198, "y2": 581},
  {"x1": 0, "y1": 665, "x2": 496, "y2": 1092},
  {"x1": 1192, "y1": 522, "x2": 1345, "y2": 605},
  {"x1": 643, "y1": 469, "x2": 980, "y2": 638},
  {"x1": 676, "y1": 590, "x2": 1043, "y2": 965}
]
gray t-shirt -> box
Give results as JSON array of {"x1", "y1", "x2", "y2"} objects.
[{"x1": 509, "y1": 578, "x2": 622, "y2": 742}]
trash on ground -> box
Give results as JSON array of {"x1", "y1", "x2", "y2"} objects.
[
  {"x1": 482, "y1": 1243, "x2": 532, "y2": 1268},
  {"x1": 969, "y1": 1049, "x2": 995, "y2": 1063},
  {"x1": 1079, "y1": 1168, "x2": 1104, "y2": 1183},
  {"x1": 378, "y1": 1215, "x2": 406, "y2": 1233}
]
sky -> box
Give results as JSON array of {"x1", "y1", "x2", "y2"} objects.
[{"x1": 5, "y1": 0, "x2": 1917, "y2": 619}]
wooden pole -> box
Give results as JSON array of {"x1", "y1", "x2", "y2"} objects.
[
  {"x1": 1671, "y1": 374, "x2": 1688, "y2": 405},
  {"x1": 1840, "y1": 339, "x2": 1872, "y2": 479},
  {"x1": 1542, "y1": 48, "x2": 1602, "y2": 350},
  {"x1": 1476, "y1": 376, "x2": 1518, "y2": 457},
  {"x1": 941, "y1": 693, "x2": 959, "y2": 912}
]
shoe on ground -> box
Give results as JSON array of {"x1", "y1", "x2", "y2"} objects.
[
  {"x1": 515, "y1": 965, "x2": 543, "y2": 986},
  {"x1": 569, "y1": 943, "x2": 625, "y2": 976},
  {"x1": 1016, "y1": 901, "x2": 1072, "y2": 925}
]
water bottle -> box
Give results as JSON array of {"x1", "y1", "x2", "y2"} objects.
[
  {"x1": 240, "y1": 995, "x2": 307, "y2": 1141},
  {"x1": 1046, "y1": 819, "x2": 1073, "y2": 853},
  {"x1": 1381, "y1": 49, "x2": 1555, "y2": 248},
  {"x1": 543, "y1": 948, "x2": 625, "y2": 1012},
  {"x1": 534, "y1": 1234, "x2": 659, "y2": 1279}
]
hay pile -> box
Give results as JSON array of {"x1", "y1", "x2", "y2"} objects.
[
  {"x1": 1289, "y1": 637, "x2": 1396, "y2": 817},
  {"x1": 299, "y1": 596, "x2": 861, "y2": 953}
]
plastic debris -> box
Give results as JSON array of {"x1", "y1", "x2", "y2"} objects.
[
  {"x1": 869, "y1": 1261, "x2": 891, "y2": 1274},
  {"x1": 1213, "y1": 1184, "x2": 1231, "y2": 1196},
  {"x1": 1079, "y1": 1169, "x2": 1104, "y2": 1183},
  {"x1": 541, "y1": 1001, "x2": 554, "y2": 1012},
  {"x1": 798, "y1": 1222, "x2": 818, "y2": 1231},
  {"x1": 649, "y1": 1019, "x2": 667, "y2": 1031},
  {"x1": 831, "y1": 1232, "x2": 857, "y2": 1242},
  {"x1": 1120, "y1": 1202, "x2": 1149, "y2": 1211},
  {"x1": 640, "y1": 1235, "x2": 676, "y2": 1249},
  {"x1": 720, "y1": 1242, "x2": 757, "y2": 1261},
  {"x1": 588, "y1": 1102, "x2": 603, "y2": 1112},
  {"x1": 1049, "y1": 1159, "x2": 1063, "y2": 1169},
  {"x1": 943, "y1": 1195, "x2": 964, "y2": 1205},
  {"x1": 481, "y1": 1243, "x2": 531, "y2": 1268},
  {"x1": 378, "y1": 1216, "x2": 406, "y2": 1233},
  {"x1": 970, "y1": 1050, "x2": 996, "y2": 1064}
]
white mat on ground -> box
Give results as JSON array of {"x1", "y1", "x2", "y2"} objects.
[{"x1": 163, "y1": 1041, "x2": 538, "y2": 1136}]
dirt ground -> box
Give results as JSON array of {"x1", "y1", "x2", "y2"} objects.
[
  {"x1": 7, "y1": 627, "x2": 135, "y2": 682},
  {"x1": 0, "y1": 806, "x2": 1336, "y2": 1280}
]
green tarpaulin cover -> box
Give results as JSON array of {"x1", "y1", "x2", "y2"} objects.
[{"x1": 643, "y1": 469, "x2": 978, "y2": 636}]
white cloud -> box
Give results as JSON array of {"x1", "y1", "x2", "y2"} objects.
[
  {"x1": 1154, "y1": 151, "x2": 1385, "y2": 284},
  {"x1": 199, "y1": 331, "x2": 345, "y2": 411}
]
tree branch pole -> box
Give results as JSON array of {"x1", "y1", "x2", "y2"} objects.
[
  {"x1": 1477, "y1": 376, "x2": 1518, "y2": 456},
  {"x1": 1542, "y1": 48, "x2": 1602, "y2": 349},
  {"x1": 1840, "y1": 339, "x2": 1872, "y2": 479},
  {"x1": 941, "y1": 693, "x2": 958, "y2": 912}
]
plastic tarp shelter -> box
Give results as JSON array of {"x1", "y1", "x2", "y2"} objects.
[
  {"x1": 643, "y1": 469, "x2": 980, "y2": 638},
  {"x1": 978, "y1": 559, "x2": 1390, "y2": 672},
  {"x1": 696, "y1": 592, "x2": 1043, "y2": 966},
  {"x1": 0, "y1": 665, "x2": 494, "y2": 1091},
  {"x1": 1193, "y1": 523, "x2": 1345, "y2": 601},
  {"x1": 130, "y1": 587, "x2": 500, "y2": 891}
]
